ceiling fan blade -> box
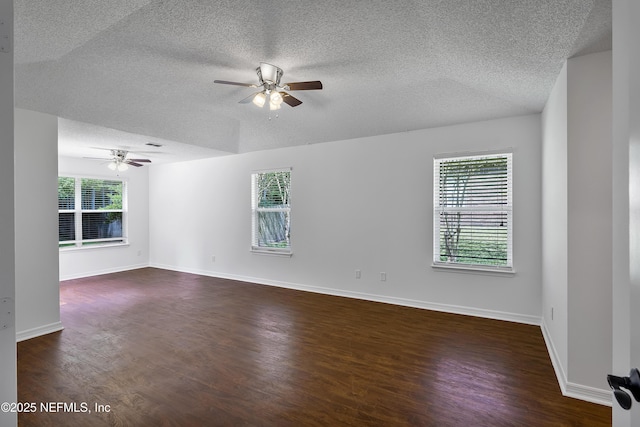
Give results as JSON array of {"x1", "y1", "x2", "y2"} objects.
[
  {"x1": 214, "y1": 80, "x2": 257, "y2": 88},
  {"x1": 128, "y1": 158, "x2": 151, "y2": 163},
  {"x1": 281, "y1": 92, "x2": 302, "y2": 107},
  {"x1": 83, "y1": 157, "x2": 110, "y2": 160},
  {"x1": 239, "y1": 92, "x2": 263, "y2": 104},
  {"x1": 284, "y1": 81, "x2": 323, "y2": 91},
  {"x1": 125, "y1": 161, "x2": 144, "y2": 167}
]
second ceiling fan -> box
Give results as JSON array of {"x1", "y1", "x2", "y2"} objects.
[{"x1": 214, "y1": 63, "x2": 322, "y2": 110}]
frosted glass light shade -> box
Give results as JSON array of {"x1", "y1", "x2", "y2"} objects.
[{"x1": 253, "y1": 92, "x2": 266, "y2": 107}]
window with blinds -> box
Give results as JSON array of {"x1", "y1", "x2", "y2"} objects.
[
  {"x1": 58, "y1": 176, "x2": 127, "y2": 248},
  {"x1": 433, "y1": 152, "x2": 512, "y2": 270},
  {"x1": 251, "y1": 169, "x2": 291, "y2": 254}
]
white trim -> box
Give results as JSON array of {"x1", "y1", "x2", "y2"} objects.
[
  {"x1": 250, "y1": 248, "x2": 293, "y2": 257},
  {"x1": 541, "y1": 319, "x2": 568, "y2": 393},
  {"x1": 564, "y1": 382, "x2": 612, "y2": 407},
  {"x1": 540, "y1": 319, "x2": 612, "y2": 407},
  {"x1": 16, "y1": 321, "x2": 64, "y2": 342},
  {"x1": 149, "y1": 262, "x2": 540, "y2": 325},
  {"x1": 431, "y1": 263, "x2": 515, "y2": 275},
  {"x1": 433, "y1": 147, "x2": 514, "y2": 160},
  {"x1": 59, "y1": 242, "x2": 129, "y2": 252},
  {"x1": 251, "y1": 166, "x2": 293, "y2": 173},
  {"x1": 59, "y1": 263, "x2": 148, "y2": 281},
  {"x1": 58, "y1": 175, "x2": 128, "y2": 248}
]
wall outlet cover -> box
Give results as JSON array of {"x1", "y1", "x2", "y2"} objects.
[{"x1": 0, "y1": 297, "x2": 14, "y2": 329}]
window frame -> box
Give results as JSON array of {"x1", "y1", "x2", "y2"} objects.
[
  {"x1": 432, "y1": 150, "x2": 514, "y2": 274},
  {"x1": 250, "y1": 168, "x2": 292, "y2": 256},
  {"x1": 58, "y1": 175, "x2": 128, "y2": 250}
]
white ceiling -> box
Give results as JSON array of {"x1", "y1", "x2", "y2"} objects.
[{"x1": 14, "y1": 0, "x2": 611, "y2": 162}]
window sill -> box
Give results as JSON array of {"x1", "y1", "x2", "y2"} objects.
[
  {"x1": 251, "y1": 247, "x2": 293, "y2": 257},
  {"x1": 60, "y1": 242, "x2": 129, "y2": 252},
  {"x1": 431, "y1": 263, "x2": 515, "y2": 276}
]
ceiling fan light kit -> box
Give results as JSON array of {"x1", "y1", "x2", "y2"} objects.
[
  {"x1": 108, "y1": 161, "x2": 129, "y2": 172},
  {"x1": 214, "y1": 63, "x2": 323, "y2": 110}
]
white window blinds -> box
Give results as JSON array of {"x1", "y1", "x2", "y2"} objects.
[
  {"x1": 58, "y1": 177, "x2": 126, "y2": 248},
  {"x1": 251, "y1": 169, "x2": 292, "y2": 254},
  {"x1": 433, "y1": 152, "x2": 512, "y2": 269}
]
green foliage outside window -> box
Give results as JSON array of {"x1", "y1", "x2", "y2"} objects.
[
  {"x1": 253, "y1": 171, "x2": 291, "y2": 250},
  {"x1": 58, "y1": 177, "x2": 125, "y2": 247}
]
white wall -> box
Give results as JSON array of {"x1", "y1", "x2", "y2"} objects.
[
  {"x1": 14, "y1": 109, "x2": 62, "y2": 341},
  {"x1": 0, "y1": 1, "x2": 16, "y2": 425},
  {"x1": 566, "y1": 50, "x2": 613, "y2": 397},
  {"x1": 541, "y1": 61, "x2": 569, "y2": 385},
  {"x1": 612, "y1": 0, "x2": 640, "y2": 425},
  {"x1": 150, "y1": 114, "x2": 542, "y2": 323},
  {"x1": 58, "y1": 156, "x2": 150, "y2": 280},
  {"x1": 541, "y1": 51, "x2": 613, "y2": 405}
]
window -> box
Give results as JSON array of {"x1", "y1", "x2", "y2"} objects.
[
  {"x1": 433, "y1": 151, "x2": 512, "y2": 271},
  {"x1": 58, "y1": 177, "x2": 127, "y2": 248},
  {"x1": 251, "y1": 169, "x2": 291, "y2": 254}
]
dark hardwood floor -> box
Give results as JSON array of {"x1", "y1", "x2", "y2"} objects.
[{"x1": 17, "y1": 268, "x2": 610, "y2": 426}]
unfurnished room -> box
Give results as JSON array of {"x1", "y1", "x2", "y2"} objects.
[{"x1": 2, "y1": 0, "x2": 640, "y2": 426}]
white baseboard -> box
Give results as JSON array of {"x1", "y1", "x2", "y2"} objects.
[
  {"x1": 564, "y1": 382, "x2": 612, "y2": 407},
  {"x1": 17, "y1": 321, "x2": 64, "y2": 342},
  {"x1": 149, "y1": 263, "x2": 541, "y2": 326},
  {"x1": 60, "y1": 263, "x2": 149, "y2": 281},
  {"x1": 540, "y1": 320, "x2": 612, "y2": 406}
]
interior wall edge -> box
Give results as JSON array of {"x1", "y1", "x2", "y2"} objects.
[{"x1": 541, "y1": 319, "x2": 612, "y2": 407}]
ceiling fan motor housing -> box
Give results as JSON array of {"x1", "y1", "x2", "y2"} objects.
[
  {"x1": 257, "y1": 63, "x2": 283, "y2": 87},
  {"x1": 111, "y1": 149, "x2": 128, "y2": 161}
]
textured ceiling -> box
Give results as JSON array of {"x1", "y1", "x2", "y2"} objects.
[{"x1": 14, "y1": 0, "x2": 611, "y2": 161}]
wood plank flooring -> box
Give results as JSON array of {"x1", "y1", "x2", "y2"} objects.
[{"x1": 17, "y1": 268, "x2": 610, "y2": 426}]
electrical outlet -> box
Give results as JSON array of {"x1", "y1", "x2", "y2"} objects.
[
  {"x1": 0, "y1": 19, "x2": 10, "y2": 53},
  {"x1": 355, "y1": 270, "x2": 361, "y2": 279},
  {"x1": 0, "y1": 297, "x2": 14, "y2": 329},
  {"x1": 380, "y1": 272, "x2": 387, "y2": 282},
  {"x1": 137, "y1": 250, "x2": 142, "y2": 256},
  {"x1": 211, "y1": 255, "x2": 216, "y2": 263},
  {"x1": 551, "y1": 307, "x2": 554, "y2": 320}
]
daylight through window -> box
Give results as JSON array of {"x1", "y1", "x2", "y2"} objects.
[
  {"x1": 58, "y1": 177, "x2": 127, "y2": 248},
  {"x1": 433, "y1": 152, "x2": 512, "y2": 270},
  {"x1": 251, "y1": 169, "x2": 291, "y2": 254}
]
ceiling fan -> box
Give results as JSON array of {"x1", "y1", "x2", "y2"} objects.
[
  {"x1": 86, "y1": 149, "x2": 151, "y2": 171},
  {"x1": 214, "y1": 63, "x2": 323, "y2": 110}
]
